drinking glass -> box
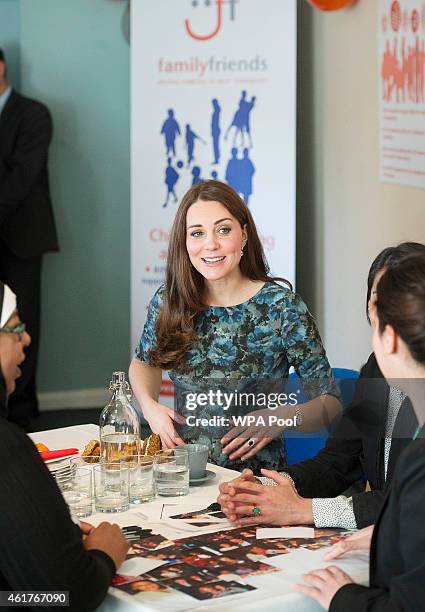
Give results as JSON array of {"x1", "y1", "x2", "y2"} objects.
[
  {"x1": 154, "y1": 448, "x2": 189, "y2": 497},
  {"x1": 70, "y1": 455, "x2": 101, "y2": 467},
  {"x1": 183, "y1": 443, "x2": 209, "y2": 479},
  {"x1": 60, "y1": 467, "x2": 93, "y2": 519},
  {"x1": 93, "y1": 463, "x2": 130, "y2": 512},
  {"x1": 120, "y1": 455, "x2": 155, "y2": 504}
]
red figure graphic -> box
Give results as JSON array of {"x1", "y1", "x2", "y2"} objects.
[
  {"x1": 381, "y1": 39, "x2": 393, "y2": 100},
  {"x1": 381, "y1": 34, "x2": 425, "y2": 104},
  {"x1": 411, "y1": 9, "x2": 419, "y2": 33},
  {"x1": 390, "y1": 0, "x2": 401, "y2": 32},
  {"x1": 185, "y1": 0, "x2": 223, "y2": 41}
]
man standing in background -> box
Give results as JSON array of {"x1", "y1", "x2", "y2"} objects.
[{"x1": 0, "y1": 48, "x2": 58, "y2": 429}]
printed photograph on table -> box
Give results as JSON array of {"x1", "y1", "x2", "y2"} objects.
[
  {"x1": 196, "y1": 532, "x2": 252, "y2": 553},
  {"x1": 112, "y1": 574, "x2": 145, "y2": 587},
  {"x1": 128, "y1": 533, "x2": 173, "y2": 550},
  {"x1": 161, "y1": 574, "x2": 213, "y2": 590},
  {"x1": 162, "y1": 578, "x2": 257, "y2": 600},
  {"x1": 114, "y1": 576, "x2": 170, "y2": 595},
  {"x1": 207, "y1": 556, "x2": 279, "y2": 577},
  {"x1": 147, "y1": 563, "x2": 216, "y2": 582},
  {"x1": 169, "y1": 502, "x2": 228, "y2": 526},
  {"x1": 225, "y1": 541, "x2": 290, "y2": 558},
  {"x1": 127, "y1": 544, "x2": 181, "y2": 563},
  {"x1": 178, "y1": 548, "x2": 222, "y2": 568}
]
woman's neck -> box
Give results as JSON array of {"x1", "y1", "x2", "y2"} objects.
[{"x1": 204, "y1": 274, "x2": 265, "y2": 307}]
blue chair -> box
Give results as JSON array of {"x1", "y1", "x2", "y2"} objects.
[{"x1": 284, "y1": 368, "x2": 359, "y2": 465}]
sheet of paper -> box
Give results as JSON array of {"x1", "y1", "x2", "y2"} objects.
[
  {"x1": 87, "y1": 510, "x2": 148, "y2": 529},
  {"x1": 118, "y1": 556, "x2": 166, "y2": 576},
  {"x1": 266, "y1": 547, "x2": 369, "y2": 585},
  {"x1": 256, "y1": 527, "x2": 315, "y2": 539}
]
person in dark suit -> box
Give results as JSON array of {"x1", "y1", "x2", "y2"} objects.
[
  {"x1": 217, "y1": 242, "x2": 425, "y2": 529},
  {"x1": 296, "y1": 252, "x2": 425, "y2": 610},
  {"x1": 0, "y1": 48, "x2": 58, "y2": 428}
]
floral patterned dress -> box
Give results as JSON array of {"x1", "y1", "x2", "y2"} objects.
[{"x1": 136, "y1": 281, "x2": 337, "y2": 474}]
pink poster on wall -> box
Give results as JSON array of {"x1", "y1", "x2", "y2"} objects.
[{"x1": 379, "y1": 0, "x2": 425, "y2": 188}]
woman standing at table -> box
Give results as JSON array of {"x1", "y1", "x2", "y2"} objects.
[
  {"x1": 129, "y1": 180, "x2": 340, "y2": 473},
  {"x1": 0, "y1": 282, "x2": 129, "y2": 611},
  {"x1": 296, "y1": 252, "x2": 425, "y2": 610}
]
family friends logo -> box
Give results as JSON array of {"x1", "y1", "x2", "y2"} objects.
[{"x1": 185, "y1": 0, "x2": 239, "y2": 41}]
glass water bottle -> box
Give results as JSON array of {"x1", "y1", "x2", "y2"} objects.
[{"x1": 99, "y1": 371, "x2": 141, "y2": 463}]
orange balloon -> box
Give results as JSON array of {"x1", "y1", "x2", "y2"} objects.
[{"x1": 306, "y1": 0, "x2": 355, "y2": 10}]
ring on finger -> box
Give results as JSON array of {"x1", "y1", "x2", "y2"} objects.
[
  {"x1": 252, "y1": 505, "x2": 261, "y2": 516},
  {"x1": 247, "y1": 438, "x2": 256, "y2": 448}
]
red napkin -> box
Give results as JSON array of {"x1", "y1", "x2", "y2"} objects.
[{"x1": 40, "y1": 448, "x2": 79, "y2": 461}]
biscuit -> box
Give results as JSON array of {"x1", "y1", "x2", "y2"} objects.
[
  {"x1": 82, "y1": 439, "x2": 100, "y2": 463},
  {"x1": 141, "y1": 433, "x2": 162, "y2": 456}
]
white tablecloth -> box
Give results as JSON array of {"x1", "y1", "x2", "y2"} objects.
[{"x1": 30, "y1": 425, "x2": 369, "y2": 612}]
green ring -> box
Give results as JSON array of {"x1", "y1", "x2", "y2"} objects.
[{"x1": 252, "y1": 506, "x2": 261, "y2": 515}]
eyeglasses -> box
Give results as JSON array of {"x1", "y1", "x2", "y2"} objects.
[{"x1": 0, "y1": 322, "x2": 26, "y2": 341}]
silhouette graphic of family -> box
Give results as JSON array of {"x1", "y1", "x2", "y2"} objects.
[{"x1": 160, "y1": 91, "x2": 257, "y2": 207}]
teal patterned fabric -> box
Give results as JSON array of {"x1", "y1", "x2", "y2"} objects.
[{"x1": 136, "y1": 282, "x2": 337, "y2": 474}]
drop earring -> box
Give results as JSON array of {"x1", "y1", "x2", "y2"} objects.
[{"x1": 240, "y1": 249, "x2": 244, "y2": 257}]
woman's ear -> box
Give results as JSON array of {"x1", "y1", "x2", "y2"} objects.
[
  {"x1": 383, "y1": 324, "x2": 398, "y2": 355},
  {"x1": 242, "y1": 224, "x2": 248, "y2": 246}
]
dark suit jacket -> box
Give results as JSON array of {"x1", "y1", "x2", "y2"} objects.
[
  {"x1": 285, "y1": 353, "x2": 418, "y2": 528},
  {"x1": 0, "y1": 90, "x2": 58, "y2": 258},
  {"x1": 330, "y1": 435, "x2": 425, "y2": 611}
]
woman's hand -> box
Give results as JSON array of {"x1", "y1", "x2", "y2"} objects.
[
  {"x1": 145, "y1": 401, "x2": 185, "y2": 448},
  {"x1": 79, "y1": 521, "x2": 95, "y2": 540},
  {"x1": 220, "y1": 408, "x2": 287, "y2": 460},
  {"x1": 219, "y1": 469, "x2": 313, "y2": 526},
  {"x1": 324, "y1": 525, "x2": 374, "y2": 560},
  {"x1": 295, "y1": 567, "x2": 354, "y2": 609},
  {"x1": 83, "y1": 522, "x2": 130, "y2": 570},
  {"x1": 217, "y1": 469, "x2": 258, "y2": 519},
  {"x1": 129, "y1": 359, "x2": 185, "y2": 448}
]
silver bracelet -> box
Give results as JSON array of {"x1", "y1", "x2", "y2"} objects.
[{"x1": 293, "y1": 404, "x2": 303, "y2": 427}]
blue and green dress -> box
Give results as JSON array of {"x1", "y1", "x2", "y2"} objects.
[{"x1": 136, "y1": 281, "x2": 338, "y2": 474}]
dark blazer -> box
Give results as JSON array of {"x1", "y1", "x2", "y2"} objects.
[
  {"x1": 285, "y1": 353, "x2": 418, "y2": 528},
  {"x1": 0, "y1": 90, "x2": 58, "y2": 258},
  {"x1": 330, "y1": 435, "x2": 425, "y2": 611}
]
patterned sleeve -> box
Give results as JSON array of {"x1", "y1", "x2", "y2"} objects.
[
  {"x1": 312, "y1": 496, "x2": 358, "y2": 529},
  {"x1": 135, "y1": 286, "x2": 164, "y2": 364},
  {"x1": 280, "y1": 292, "x2": 339, "y2": 399}
]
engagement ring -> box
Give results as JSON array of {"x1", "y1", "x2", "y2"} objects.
[
  {"x1": 252, "y1": 506, "x2": 261, "y2": 515},
  {"x1": 247, "y1": 439, "x2": 255, "y2": 448}
]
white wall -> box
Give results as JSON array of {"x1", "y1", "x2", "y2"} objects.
[{"x1": 298, "y1": 1, "x2": 425, "y2": 370}]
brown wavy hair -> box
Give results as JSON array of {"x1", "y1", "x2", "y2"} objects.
[
  {"x1": 148, "y1": 180, "x2": 291, "y2": 371},
  {"x1": 376, "y1": 252, "x2": 425, "y2": 365}
]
